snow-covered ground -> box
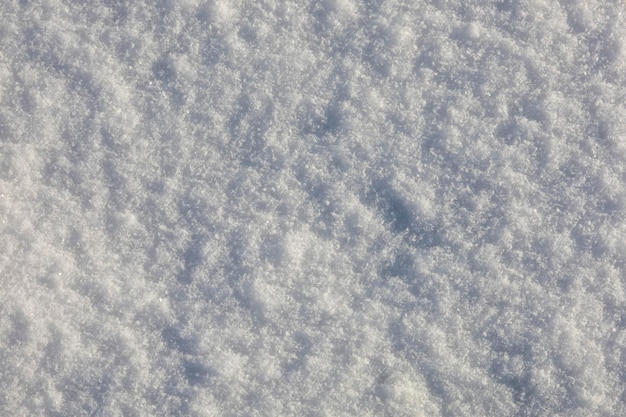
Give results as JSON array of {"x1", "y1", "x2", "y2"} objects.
[{"x1": 2, "y1": 1, "x2": 626, "y2": 415}]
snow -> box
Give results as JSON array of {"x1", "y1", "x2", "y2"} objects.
[{"x1": 1, "y1": 0, "x2": 626, "y2": 415}]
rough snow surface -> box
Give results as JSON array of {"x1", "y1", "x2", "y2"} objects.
[{"x1": 2, "y1": 1, "x2": 626, "y2": 416}]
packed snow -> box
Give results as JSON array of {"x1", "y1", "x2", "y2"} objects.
[{"x1": 2, "y1": 0, "x2": 626, "y2": 416}]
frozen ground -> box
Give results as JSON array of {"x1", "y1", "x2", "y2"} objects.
[{"x1": 1, "y1": 0, "x2": 626, "y2": 416}]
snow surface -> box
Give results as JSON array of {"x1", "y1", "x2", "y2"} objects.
[{"x1": 2, "y1": 0, "x2": 626, "y2": 416}]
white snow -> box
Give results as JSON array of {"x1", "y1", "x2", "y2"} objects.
[{"x1": 2, "y1": 0, "x2": 626, "y2": 416}]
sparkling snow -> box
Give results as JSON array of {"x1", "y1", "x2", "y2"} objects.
[{"x1": 2, "y1": 1, "x2": 626, "y2": 416}]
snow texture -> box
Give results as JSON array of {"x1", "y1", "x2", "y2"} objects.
[{"x1": 2, "y1": 0, "x2": 626, "y2": 416}]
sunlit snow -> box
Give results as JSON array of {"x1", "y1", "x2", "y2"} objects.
[{"x1": 2, "y1": 1, "x2": 626, "y2": 416}]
